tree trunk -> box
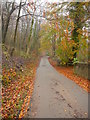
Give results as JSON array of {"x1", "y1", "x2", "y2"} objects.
[
  {"x1": 26, "y1": 18, "x2": 34, "y2": 55},
  {"x1": 13, "y1": 1, "x2": 22, "y2": 47},
  {"x1": 52, "y1": 34, "x2": 56, "y2": 57},
  {"x1": 22, "y1": 22, "x2": 29, "y2": 51},
  {"x1": 2, "y1": 13, "x2": 11, "y2": 43},
  {"x1": 2, "y1": 2, "x2": 15, "y2": 43},
  {"x1": 10, "y1": 0, "x2": 22, "y2": 56}
]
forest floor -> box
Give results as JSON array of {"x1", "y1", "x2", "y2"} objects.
[
  {"x1": 49, "y1": 58, "x2": 90, "y2": 93},
  {"x1": 25, "y1": 56, "x2": 88, "y2": 118},
  {"x1": 1, "y1": 51, "x2": 40, "y2": 118}
]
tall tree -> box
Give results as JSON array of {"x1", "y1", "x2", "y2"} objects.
[{"x1": 68, "y1": 2, "x2": 89, "y2": 43}]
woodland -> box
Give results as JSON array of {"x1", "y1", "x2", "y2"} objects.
[{"x1": 0, "y1": 0, "x2": 90, "y2": 118}]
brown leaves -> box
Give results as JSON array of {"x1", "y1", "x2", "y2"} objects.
[
  {"x1": 2, "y1": 59, "x2": 39, "y2": 118},
  {"x1": 2, "y1": 68, "x2": 17, "y2": 85},
  {"x1": 43, "y1": 10, "x2": 46, "y2": 18},
  {"x1": 49, "y1": 58, "x2": 90, "y2": 93}
]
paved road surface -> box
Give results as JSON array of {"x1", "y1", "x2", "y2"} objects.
[{"x1": 26, "y1": 57, "x2": 88, "y2": 118}]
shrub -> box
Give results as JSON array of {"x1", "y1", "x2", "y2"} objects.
[
  {"x1": 56, "y1": 38, "x2": 77, "y2": 65},
  {"x1": 77, "y1": 29, "x2": 88, "y2": 62}
]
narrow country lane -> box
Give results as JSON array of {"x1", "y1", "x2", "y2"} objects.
[{"x1": 26, "y1": 56, "x2": 88, "y2": 118}]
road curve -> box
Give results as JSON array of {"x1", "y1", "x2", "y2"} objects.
[{"x1": 26, "y1": 56, "x2": 88, "y2": 118}]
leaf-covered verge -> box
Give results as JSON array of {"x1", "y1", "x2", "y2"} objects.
[
  {"x1": 49, "y1": 58, "x2": 90, "y2": 93},
  {"x1": 1, "y1": 49, "x2": 40, "y2": 119}
]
